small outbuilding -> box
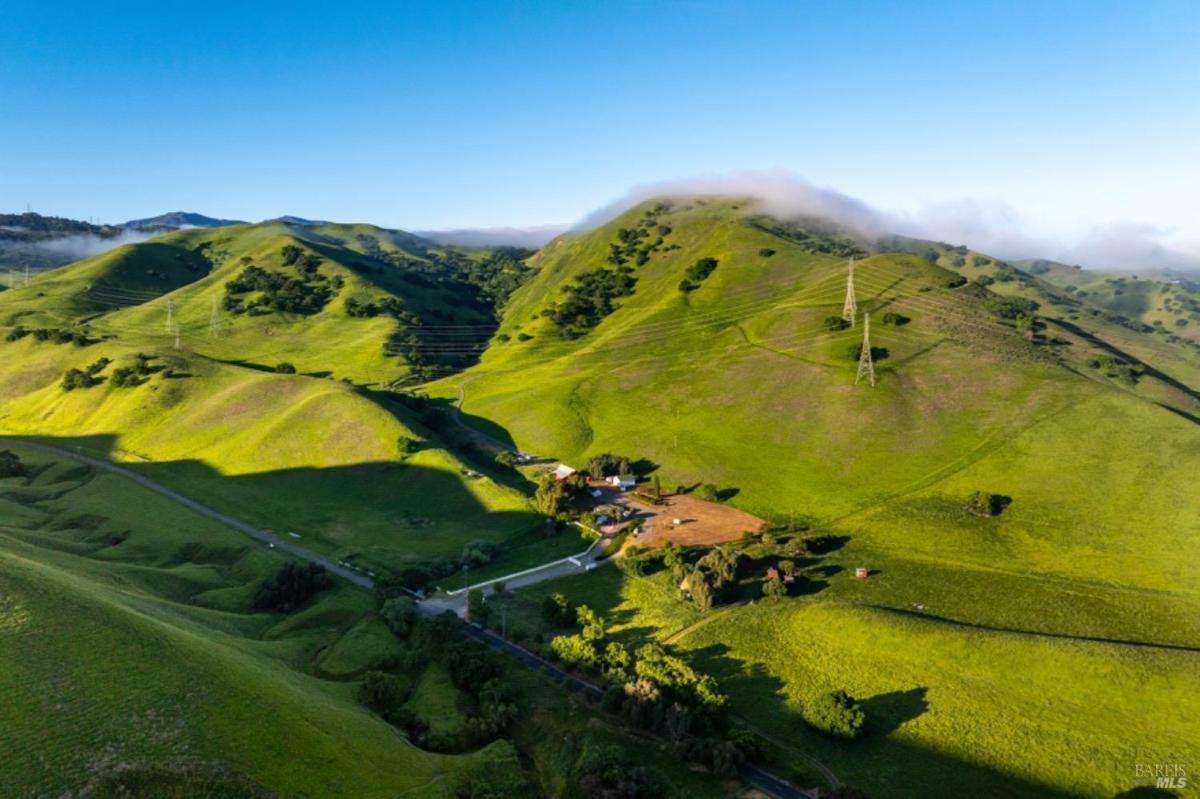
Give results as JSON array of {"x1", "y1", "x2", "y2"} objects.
[
  {"x1": 553, "y1": 464, "x2": 578, "y2": 481},
  {"x1": 608, "y1": 474, "x2": 636, "y2": 490}
]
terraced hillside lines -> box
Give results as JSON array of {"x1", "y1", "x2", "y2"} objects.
[{"x1": 0, "y1": 441, "x2": 521, "y2": 798}]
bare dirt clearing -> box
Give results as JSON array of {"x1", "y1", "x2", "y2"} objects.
[{"x1": 627, "y1": 490, "x2": 765, "y2": 547}]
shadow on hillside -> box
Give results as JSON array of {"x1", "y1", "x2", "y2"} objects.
[
  {"x1": 2, "y1": 432, "x2": 540, "y2": 571},
  {"x1": 860, "y1": 687, "x2": 929, "y2": 736},
  {"x1": 536, "y1": 561, "x2": 1114, "y2": 798},
  {"x1": 1048, "y1": 317, "x2": 1200, "y2": 406}
]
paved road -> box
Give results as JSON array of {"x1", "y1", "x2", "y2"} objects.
[
  {"x1": 7, "y1": 436, "x2": 825, "y2": 799},
  {"x1": 6, "y1": 438, "x2": 373, "y2": 590},
  {"x1": 422, "y1": 533, "x2": 613, "y2": 617}
]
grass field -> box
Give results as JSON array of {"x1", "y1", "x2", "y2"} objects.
[
  {"x1": 3, "y1": 198, "x2": 1198, "y2": 797},
  {"x1": 0, "y1": 441, "x2": 523, "y2": 798},
  {"x1": 422, "y1": 198, "x2": 1200, "y2": 798},
  {"x1": 515, "y1": 558, "x2": 1198, "y2": 798}
]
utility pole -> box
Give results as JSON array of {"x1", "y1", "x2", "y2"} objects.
[
  {"x1": 842, "y1": 257, "x2": 857, "y2": 326},
  {"x1": 855, "y1": 312, "x2": 875, "y2": 387},
  {"x1": 166, "y1": 298, "x2": 174, "y2": 333}
]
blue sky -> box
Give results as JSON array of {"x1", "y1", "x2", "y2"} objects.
[{"x1": 1, "y1": 1, "x2": 1197, "y2": 263}]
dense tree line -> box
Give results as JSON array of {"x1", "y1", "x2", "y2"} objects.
[{"x1": 6, "y1": 326, "x2": 96, "y2": 346}]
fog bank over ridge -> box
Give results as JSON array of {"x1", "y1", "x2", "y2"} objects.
[{"x1": 578, "y1": 171, "x2": 1200, "y2": 273}]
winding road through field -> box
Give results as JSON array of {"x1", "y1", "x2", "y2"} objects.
[{"x1": 4, "y1": 436, "x2": 826, "y2": 799}]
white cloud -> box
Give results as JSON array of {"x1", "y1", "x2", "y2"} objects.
[{"x1": 577, "y1": 170, "x2": 1200, "y2": 273}]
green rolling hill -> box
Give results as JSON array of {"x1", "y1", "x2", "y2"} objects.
[
  {"x1": 1, "y1": 197, "x2": 1197, "y2": 798},
  {"x1": 425, "y1": 197, "x2": 1200, "y2": 797},
  {"x1": 0, "y1": 222, "x2": 542, "y2": 576},
  {"x1": 0, "y1": 440, "x2": 524, "y2": 798}
]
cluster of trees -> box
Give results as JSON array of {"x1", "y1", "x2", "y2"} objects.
[
  {"x1": 110, "y1": 354, "x2": 157, "y2": 388},
  {"x1": 535, "y1": 472, "x2": 586, "y2": 518},
  {"x1": 880, "y1": 311, "x2": 910, "y2": 326},
  {"x1": 678, "y1": 257, "x2": 718, "y2": 292},
  {"x1": 1087, "y1": 354, "x2": 1143, "y2": 386},
  {"x1": 252, "y1": 562, "x2": 332, "y2": 612},
  {"x1": 6, "y1": 326, "x2": 96, "y2": 346},
  {"x1": 583, "y1": 452, "x2": 638, "y2": 478},
  {"x1": 823, "y1": 316, "x2": 850, "y2": 332},
  {"x1": 761, "y1": 561, "x2": 797, "y2": 601},
  {"x1": 61, "y1": 357, "x2": 110, "y2": 390},
  {"x1": 545, "y1": 266, "x2": 638, "y2": 338},
  {"x1": 461, "y1": 539, "x2": 499, "y2": 568},
  {"x1": 548, "y1": 605, "x2": 762, "y2": 778},
  {"x1": 608, "y1": 206, "x2": 673, "y2": 268},
  {"x1": 986, "y1": 295, "x2": 1040, "y2": 320},
  {"x1": 0, "y1": 450, "x2": 27, "y2": 478},
  {"x1": 677, "y1": 546, "x2": 741, "y2": 612},
  {"x1": 224, "y1": 249, "x2": 340, "y2": 316},
  {"x1": 361, "y1": 600, "x2": 521, "y2": 754}
]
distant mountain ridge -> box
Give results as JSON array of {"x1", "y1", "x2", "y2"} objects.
[
  {"x1": 122, "y1": 211, "x2": 246, "y2": 230},
  {"x1": 416, "y1": 224, "x2": 569, "y2": 249}
]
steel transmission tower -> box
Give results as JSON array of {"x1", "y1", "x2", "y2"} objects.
[
  {"x1": 855, "y1": 312, "x2": 875, "y2": 387},
  {"x1": 842, "y1": 257, "x2": 857, "y2": 326},
  {"x1": 165, "y1": 298, "x2": 174, "y2": 333}
]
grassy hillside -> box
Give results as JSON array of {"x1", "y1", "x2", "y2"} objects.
[
  {"x1": 426, "y1": 197, "x2": 1200, "y2": 798},
  {"x1": 0, "y1": 223, "x2": 543, "y2": 575},
  {"x1": 1019, "y1": 258, "x2": 1200, "y2": 344},
  {"x1": 0, "y1": 221, "x2": 509, "y2": 385},
  {"x1": 0, "y1": 441, "x2": 737, "y2": 798},
  {"x1": 0, "y1": 327, "x2": 537, "y2": 575},
  {"x1": 0, "y1": 440, "x2": 522, "y2": 798}
]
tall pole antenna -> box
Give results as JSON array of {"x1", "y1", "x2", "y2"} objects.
[
  {"x1": 165, "y1": 298, "x2": 174, "y2": 333},
  {"x1": 855, "y1": 312, "x2": 875, "y2": 387},
  {"x1": 842, "y1": 257, "x2": 858, "y2": 326}
]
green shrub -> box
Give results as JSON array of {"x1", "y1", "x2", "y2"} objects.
[{"x1": 805, "y1": 690, "x2": 865, "y2": 739}]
